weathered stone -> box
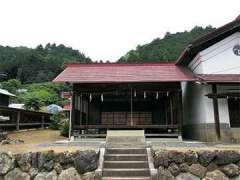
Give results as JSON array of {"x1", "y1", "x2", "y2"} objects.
[
  {"x1": 221, "y1": 163, "x2": 239, "y2": 178},
  {"x1": 176, "y1": 173, "x2": 200, "y2": 180},
  {"x1": 58, "y1": 167, "x2": 81, "y2": 180},
  {"x1": 55, "y1": 152, "x2": 74, "y2": 167},
  {"x1": 1, "y1": 138, "x2": 24, "y2": 145},
  {"x1": 215, "y1": 151, "x2": 240, "y2": 165},
  {"x1": 158, "y1": 166, "x2": 175, "y2": 180},
  {"x1": 73, "y1": 150, "x2": 98, "y2": 174},
  {"x1": 37, "y1": 153, "x2": 46, "y2": 170},
  {"x1": 34, "y1": 171, "x2": 57, "y2": 180},
  {"x1": 15, "y1": 153, "x2": 32, "y2": 172},
  {"x1": 206, "y1": 162, "x2": 218, "y2": 172},
  {"x1": 203, "y1": 170, "x2": 228, "y2": 180},
  {"x1": 198, "y1": 151, "x2": 216, "y2": 167},
  {"x1": 5, "y1": 168, "x2": 30, "y2": 180},
  {"x1": 46, "y1": 170, "x2": 58, "y2": 180},
  {"x1": 179, "y1": 163, "x2": 190, "y2": 172},
  {"x1": 0, "y1": 152, "x2": 14, "y2": 175},
  {"x1": 34, "y1": 172, "x2": 48, "y2": 180},
  {"x1": 185, "y1": 151, "x2": 198, "y2": 165},
  {"x1": 189, "y1": 163, "x2": 207, "y2": 178},
  {"x1": 43, "y1": 160, "x2": 54, "y2": 171},
  {"x1": 53, "y1": 163, "x2": 62, "y2": 174},
  {"x1": 154, "y1": 151, "x2": 169, "y2": 168},
  {"x1": 81, "y1": 171, "x2": 95, "y2": 180},
  {"x1": 31, "y1": 152, "x2": 40, "y2": 168},
  {"x1": 168, "y1": 151, "x2": 185, "y2": 164},
  {"x1": 29, "y1": 168, "x2": 38, "y2": 179},
  {"x1": 168, "y1": 163, "x2": 180, "y2": 176}
]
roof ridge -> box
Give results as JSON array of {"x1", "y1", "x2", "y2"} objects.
[{"x1": 66, "y1": 62, "x2": 176, "y2": 67}]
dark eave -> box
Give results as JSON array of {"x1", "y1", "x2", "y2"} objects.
[{"x1": 176, "y1": 16, "x2": 240, "y2": 66}]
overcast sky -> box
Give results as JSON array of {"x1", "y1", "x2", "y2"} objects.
[{"x1": 0, "y1": 0, "x2": 239, "y2": 62}]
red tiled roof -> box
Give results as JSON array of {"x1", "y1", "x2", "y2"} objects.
[
  {"x1": 197, "y1": 74, "x2": 240, "y2": 83},
  {"x1": 53, "y1": 63, "x2": 196, "y2": 83}
]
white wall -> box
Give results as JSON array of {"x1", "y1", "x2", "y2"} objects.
[
  {"x1": 189, "y1": 32, "x2": 240, "y2": 74},
  {"x1": 181, "y1": 82, "x2": 214, "y2": 125}
]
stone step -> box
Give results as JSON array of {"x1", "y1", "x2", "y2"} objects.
[
  {"x1": 104, "y1": 161, "x2": 149, "y2": 168},
  {"x1": 103, "y1": 168, "x2": 150, "y2": 177},
  {"x1": 104, "y1": 154, "x2": 148, "y2": 161},
  {"x1": 106, "y1": 148, "x2": 147, "y2": 154},
  {"x1": 102, "y1": 176, "x2": 151, "y2": 180}
]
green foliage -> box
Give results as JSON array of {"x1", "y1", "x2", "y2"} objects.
[
  {"x1": 23, "y1": 94, "x2": 42, "y2": 111},
  {"x1": 0, "y1": 43, "x2": 92, "y2": 83},
  {"x1": 21, "y1": 89, "x2": 58, "y2": 110},
  {"x1": 15, "y1": 82, "x2": 71, "y2": 109},
  {"x1": 0, "y1": 79, "x2": 21, "y2": 94},
  {"x1": 60, "y1": 120, "x2": 69, "y2": 137},
  {"x1": 118, "y1": 26, "x2": 215, "y2": 63},
  {"x1": 43, "y1": 150, "x2": 56, "y2": 161},
  {"x1": 49, "y1": 112, "x2": 62, "y2": 130}
]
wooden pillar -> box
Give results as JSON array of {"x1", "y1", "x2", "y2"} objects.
[
  {"x1": 212, "y1": 84, "x2": 221, "y2": 140},
  {"x1": 130, "y1": 88, "x2": 133, "y2": 126},
  {"x1": 71, "y1": 90, "x2": 76, "y2": 135},
  {"x1": 41, "y1": 115, "x2": 44, "y2": 129},
  {"x1": 170, "y1": 94, "x2": 173, "y2": 127},
  {"x1": 178, "y1": 91, "x2": 183, "y2": 140},
  {"x1": 79, "y1": 94, "x2": 82, "y2": 126},
  {"x1": 16, "y1": 111, "x2": 20, "y2": 131}
]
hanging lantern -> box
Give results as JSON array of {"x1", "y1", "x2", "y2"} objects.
[
  {"x1": 167, "y1": 91, "x2": 169, "y2": 97},
  {"x1": 134, "y1": 90, "x2": 137, "y2": 97},
  {"x1": 89, "y1": 93, "x2": 92, "y2": 102},
  {"x1": 156, "y1": 92, "x2": 159, "y2": 99},
  {"x1": 144, "y1": 91, "x2": 146, "y2": 99},
  {"x1": 101, "y1": 94, "x2": 104, "y2": 102}
]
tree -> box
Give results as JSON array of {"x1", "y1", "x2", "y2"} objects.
[
  {"x1": 0, "y1": 79, "x2": 22, "y2": 93},
  {"x1": 118, "y1": 26, "x2": 215, "y2": 63}
]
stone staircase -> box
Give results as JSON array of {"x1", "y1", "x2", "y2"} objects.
[{"x1": 95, "y1": 130, "x2": 157, "y2": 180}]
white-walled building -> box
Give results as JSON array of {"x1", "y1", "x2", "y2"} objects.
[{"x1": 178, "y1": 16, "x2": 240, "y2": 142}]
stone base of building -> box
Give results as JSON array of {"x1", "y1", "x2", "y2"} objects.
[{"x1": 183, "y1": 123, "x2": 240, "y2": 142}]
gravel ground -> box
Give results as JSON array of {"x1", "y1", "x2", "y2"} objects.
[{"x1": 37, "y1": 138, "x2": 240, "y2": 152}]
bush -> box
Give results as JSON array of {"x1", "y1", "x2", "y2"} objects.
[
  {"x1": 49, "y1": 112, "x2": 62, "y2": 130},
  {"x1": 60, "y1": 119, "x2": 69, "y2": 137}
]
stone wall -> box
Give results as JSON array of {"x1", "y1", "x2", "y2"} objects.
[
  {"x1": 154, "y1": 150, "x2": 240, "y2": 180},
  {"x1": 0, "y1": 150, "x2": 98, "y2": 180}
]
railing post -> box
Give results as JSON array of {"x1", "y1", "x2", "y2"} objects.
[
  {"x1": 41, "y1": 115, "x2": 44, "y2": 129},
  {"x1": 16, "y1": 111, "x2": 20, "y2": 131}
]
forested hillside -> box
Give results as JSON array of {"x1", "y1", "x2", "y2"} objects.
[
  {"x1": 0, "y1": 43, "x2": 91, "y2": 83},
  {"x1": 0, "y1": 26, "x2": 215, "y2": 84},
  {"x1": 118, "y1": 26, "x2": 215, "y2": 63}
]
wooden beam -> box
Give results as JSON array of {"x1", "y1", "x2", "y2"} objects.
[
  {"x1": 212, "y1": 84, "x2": 221, "y2": 140},
  {"x1": 74, "y1": 124, "x2": 179, "y2": 129}
]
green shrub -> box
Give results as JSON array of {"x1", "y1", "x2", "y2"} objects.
[
  {"x1": 49, "y1": 112, "x2": 62, "y2": 130},
  {"x1": 60, "y1": 119, "x2": 69, "y2": 137}
]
